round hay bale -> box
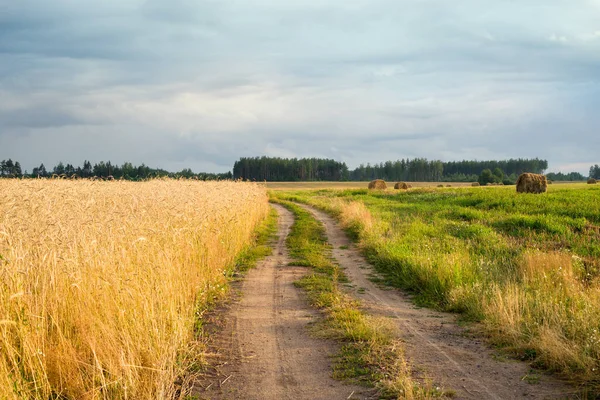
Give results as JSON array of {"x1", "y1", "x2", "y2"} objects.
[
  {"x1": 446, "y1": 185, "x2": 451, "y2": 187},
  {"x1": 437, "y1": 184, "x2": 444, "y2": 188},
  {"x1": 368, "y1": 179, "x2": 387, "y2": 190},
  {"x1": 547, "y1": 179, "x2": 553, "y2": 184},
  {"x1": 516, "y1": 173, "x2": 547, "y2": 194},
  {"x1": 588, "y1": 178, "x2": 597, "y2": 184},
  {"x1": 471, "y1": 182, "x2": 480, "y2": 187},
  {"x1": 394, "y1": 182, "x2": 409, "y2": 190}
]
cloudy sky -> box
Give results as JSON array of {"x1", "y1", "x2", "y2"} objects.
[{"x1": 1, "y1": 0, "x2": 599, "y2": 174}]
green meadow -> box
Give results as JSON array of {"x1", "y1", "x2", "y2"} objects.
[{"x1": 273, "y1": 184, "x2": 600, "y2": 386}]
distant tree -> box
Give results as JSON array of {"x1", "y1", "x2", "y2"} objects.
[
  {"x1": 32, "y1": 163, "x2": 48, "y2": 177},
  {"x1": 82, "y1": 160, "x2": 93, "y2": 178},
  {"x1": 4, "y1": 159, "x2": 14, "y2": 176},
  {"x1": 53, "y1": 162, "x2": 65, "y2": 175},
  {"x1": 14, "y1": 162, "x2": 22, "y2": 176},
  {"x1": 478, "y1": 169, "x2": 495, "y2": 185},
  {"x1": 503, "y1": 173, "x2": 517, "y2": 185},
  {"x1": 177, "y1": 168, "x2": 194, "y2": 178},
  {"x1": 121, "y1": 162, "x2": 135, "y2": 179},
  {"x1": 590, "y1": 165, "x2": 600, "y2": 180},
  {"x1": 65, "y1": 163, "x2": 76, "y2": 176},
  {"x1": 493, "y1": 168, "x2": 504, "y2": 182}
]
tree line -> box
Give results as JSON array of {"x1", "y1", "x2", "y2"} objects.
[
  {"x1": 0, "y1": 159, "x2": 22, "y2": 177},
  {"x1": 0, "y1": 159, "x2": 232, "y2": 181},
  {"x1": 1, "y1": 157, "x2": 595, "y2": 182},
  {"x1": 546, "y1": 171, "x2": 586, "y2": 181},
  {"x1": 233, "y1": 157, "x2": 349, "y2": 181},
  {"x1": 349, "y1": 158, "x2": 550, "y2": 182},
  {"x1": 232, "y1": 157, "x2": 596, "y2": 182},
  {"x1": 233, "y1": 157, "x2": 553, "y2": 182}
]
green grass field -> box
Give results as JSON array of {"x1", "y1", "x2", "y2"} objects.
[
  {"x1": 272, "y1": 183, "x2": 600, "y2": 387},
  {"x1": 264, "y1": 181, "x2": 474, "y2": 190},
  {"x1": 263, "y1": 180, "x2": 584, "y2": 190}
]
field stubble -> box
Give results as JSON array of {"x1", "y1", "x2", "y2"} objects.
[{"x1": 0, "y1": 179, "x2": 268, "y2": 399}]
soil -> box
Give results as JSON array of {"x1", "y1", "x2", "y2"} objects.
[
  {"x1": 299, "y1": 203, "x2": 578, "y2": 400},
  {"x1": 193, "y1": 204, "x2": 375, "y2": 399}
]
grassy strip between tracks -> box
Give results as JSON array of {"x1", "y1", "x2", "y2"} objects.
[{"x1": 271, "y1": 198, "x2": 444, "y2": 399}]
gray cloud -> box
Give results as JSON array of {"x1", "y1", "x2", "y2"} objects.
[{"x1": 0, "y1": 0, "x2": 599, "y2": 174}]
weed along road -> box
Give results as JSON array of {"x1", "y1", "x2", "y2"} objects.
[
  {"x1": 195, "y1": 204, "x2": 372, "y2": 400},
  {"x1": 297, "y1": 203, "x2": 576, "y2": 400}
]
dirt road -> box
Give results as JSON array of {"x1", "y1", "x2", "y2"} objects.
[
  {"x1": 194, "y1": 204, "x2": 374, "y2": 399},
  {"x1": 299, "y1": 203, "x2": 576, "y2": 400}
]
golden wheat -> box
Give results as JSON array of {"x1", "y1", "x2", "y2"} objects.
[{"x1": 0, "y1": 179, "x2": 268, "y2": 399}]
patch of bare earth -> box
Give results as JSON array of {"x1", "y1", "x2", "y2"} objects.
[
  {"x1": 193, "y1": 204, "x2": 375, "y2": 400},
  {"x1": 299, "y1": 204, "x2": 578, "y2": 400}
]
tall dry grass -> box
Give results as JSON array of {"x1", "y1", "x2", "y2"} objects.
[
  {"x1": 486, "y1": 251, "x2": 600, "y2": 375},
  {"x1": 0, "y1": 179, "x2": 268, "y2": 399}
]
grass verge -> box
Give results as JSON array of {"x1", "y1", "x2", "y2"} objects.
[
  {"x1": 230, "y1": 206, "x2": 279, "y2": 274},
  {"x1": 271, "y1": 198, "x2": 441, "y2": 399}
]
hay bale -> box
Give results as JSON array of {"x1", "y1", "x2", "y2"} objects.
[
  {"x1": 394, "y1": 182, "x2": 409, "y2": 190},
  {"x1": 588, "y1": 178, "x2": 597, "y2": 184},
  {"x1": 446, "y1": 185, "x2": 451, "y2": 187},
  {"x1": 471, "y1": 182, "x2": 480, "y2": 187},
  {"x1": 516, "y1": 173, "x2": 547, "y2": 194},
  {"x1": 437, "y1": 184, "x2": 444, "y2": 188},
  {"x1": 368, "y1": 179, "x2": 387, "y2": 190}
]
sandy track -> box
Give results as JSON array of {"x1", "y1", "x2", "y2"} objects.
[
  {"x1": 194, "y1": 204, "x2": 373, "y2": 400},
  {"x1": 299, "y1": 204, "x2": 576, "y2": 400}
]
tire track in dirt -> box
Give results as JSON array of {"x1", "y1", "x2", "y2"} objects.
[
  {"x1": 194, "y1": 204, "x2": 374, "y2": 400},
  {"x1": 298, "y1": 203, "x2": 577, "y2": 400}
]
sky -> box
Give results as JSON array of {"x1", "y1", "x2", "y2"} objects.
[{"x1": 1, "y1": 0, "x2": 599, "y2": 174}]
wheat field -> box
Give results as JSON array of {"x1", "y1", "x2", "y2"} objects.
[{"x1": 0, "y1": 179, "x2": 268, "y2": 399}]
